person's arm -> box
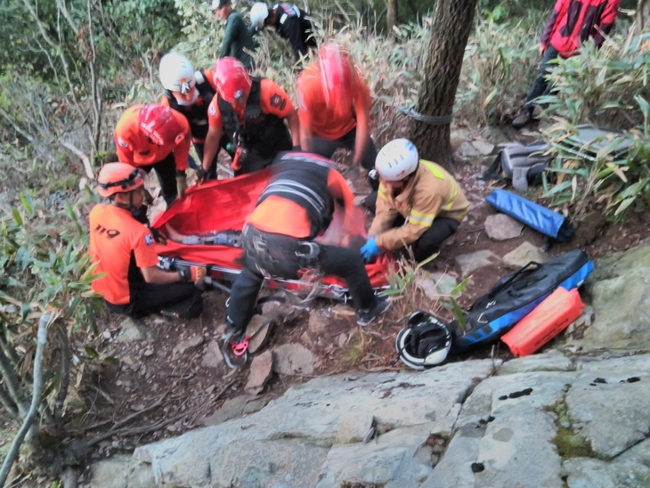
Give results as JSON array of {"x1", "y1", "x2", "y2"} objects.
[
  {"x1": 287, "y1": 108, "x2": 300, "y2": 147},
  {"x1": 202, "y1": 126, "x2": 223, "y2": 176},
  {"x1": 540, "y1": 0, "x2": 567, "y2": 52},
  {"x1": 327, "y1": 169, "x2": 364, "y2": 238},
  {"x1": 220, "y1": 16, "x2": 236, "y2": 58},
  {"x1": 352, "y1": 79, "x2": 371, "y2": 167},
  {"x1": 260, "y1": 79, "x2": 300, "y2": 146},
  {"x1": 201, "y1": 100, "x2": 224, "y2": 178},
  {"x1": 593, "y1": 0, "x2": 620, "y2": 48},
  {"x1": 133, "y1": 229, "x2": 204, "y2": 283},
  {"x1": 172, "y1": 117, "x2": 192, "y2": 172},
  {"x1": 296, "y1": 83, "x2": 314, "y2": 151},
  {"x1": 368, "y1": 184, "x2": 400, "y2": 237},
  {"x1": 374, "y1": 190, "x2": 443, "y2": 251},
  {"x1": 114, "y1": 133, "x2": 135, "y2": 164}
]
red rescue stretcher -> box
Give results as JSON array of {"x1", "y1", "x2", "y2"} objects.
[{"x1": 151, "y1": 169, "x2": 394, "y2": 302}]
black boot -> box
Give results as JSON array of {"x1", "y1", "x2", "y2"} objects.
[{"x1": 512, "y1": 108, "x2": 534, "y2": 129}]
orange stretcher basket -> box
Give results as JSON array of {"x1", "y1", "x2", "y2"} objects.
[{"x1": 501, "y1": 287, "x2": 585, "y2": 357}]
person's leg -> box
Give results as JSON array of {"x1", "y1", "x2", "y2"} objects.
[
  {"x1": 226, "y1": 265, "x2": 265, "y2": 333},
  {"x1": 513, "y1": 46, "x2": 559, "y2": 128},
  {"x1": 308, "y1": 136, "x2": 343, "y2": 159},
  {"x1": 151, "y1": 153, "x2": 178, "y2": 205},
  {"x1": 411, "y1": 217, "x2": 460, "y2": 262},
  {"x1": 237, "y1": 149, "x2": 274, "y2": 176},
  {"x1": 128, "y1": 282, "x2": 202, "y2": 318},
  {"x1": 339, "y1": 128, "x2": 379, "y2": 191},
  {"x1": 362, "y1": 191, "x2": 378, "y2": 213},
  {"x1": 318, "y1": 244, "x2": 375, "y2": 311}
]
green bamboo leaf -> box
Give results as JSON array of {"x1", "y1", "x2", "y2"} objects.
[
  {"x1": 12, "y1": 208, "x2": 23, "y2": 226},
  {"x1": 545, "y1": 180, "x2": 573, "y2": 196},
  {"x1": 84, "y1": 346, "x2": 100, "y2": 359},
  {"x1": 615, "y1": 197, "x2": 636, "y2": 215}
]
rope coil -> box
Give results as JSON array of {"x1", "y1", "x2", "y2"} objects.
[{"x1": 400, "y1": 106, "x2": 454, "y2": 126}]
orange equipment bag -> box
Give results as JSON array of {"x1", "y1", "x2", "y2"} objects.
[{"x1": 501, "y1": 287, "x2": 585, "y2": 357}]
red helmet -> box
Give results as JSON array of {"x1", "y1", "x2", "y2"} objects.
[
  {"x1": 138, "y1": 104, "x2": 185, "y2": 146},
  {"x1": 96, "y1": 163, "x2": 144, "y2": 198},
  {"x1": 317, "y1": 42, "x2": 356, "y2": 112},
  {"x1": 213, "y1": 57, "x2": 252, "y2": 104}
]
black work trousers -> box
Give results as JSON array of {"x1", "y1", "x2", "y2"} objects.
[
  {"x1": 143, "y1": 153, "x2": 178, "y2": 206},
  {"x1": 226, "y1": 227, "x2": 375, "y2": 331},
  {"x1": 522, "y1": 45, "x2": 560, "y2": 113},
  {"x1": 307, "y1": 127, "x2": 379, "y2": 191},
  {"x1": 106, "y1": 282, "x2": 202, "y2": 319}
]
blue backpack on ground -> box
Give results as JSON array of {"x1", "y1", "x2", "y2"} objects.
[{"x1": 448, "y1": 250, "x2": 593, "y2": 352}]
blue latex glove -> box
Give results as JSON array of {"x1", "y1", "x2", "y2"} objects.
[{"x1": 360, "y1": 237, "x2": 381, "y2": 262}]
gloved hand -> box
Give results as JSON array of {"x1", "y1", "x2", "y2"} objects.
[
  {"x1": 360, "y1": 237, "x2": 380, "y2": 262},
  {"x1": 149, "y1": 227, "x2": 167, "y2": 245},
  {"x1": 195, "y1": 168, "x2": 208, "y2": 185},
  {"x1": 176, "y1": 174, "x2": 187, "y2": 198},
  {"x1": 178, "y1": 265, "x2": 206, "y2": 284}
]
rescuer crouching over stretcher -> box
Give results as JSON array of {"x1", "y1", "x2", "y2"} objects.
[
  {"x1": 221, "y1": 152, "x2": 390, "y2": 368},
  {"x1": 88, "y1": 163, "x2": 205, "y2": 319},
  {"x1": 360, "y1": 139, "x2": 470, "y2": 263}
]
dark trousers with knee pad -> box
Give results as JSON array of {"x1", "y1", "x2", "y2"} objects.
[
  {"x1": 106, "y1": 282, "x2": 202, "y2": 319},
  {"x1": 306, "y1": 127, "x2": 379, "y2": 191},
  {"x1": 143, "y1": 153, "x2": 178, "y2": 206},
  {"x1": 227, "y1": 226, "x2": 376, "y2": 331}
]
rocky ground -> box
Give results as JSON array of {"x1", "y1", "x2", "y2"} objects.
[{"x1": 6, "y1": 123, "x2": 649, "y2": 487}]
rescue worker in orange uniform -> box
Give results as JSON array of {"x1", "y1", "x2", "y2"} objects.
[
  {"x1": 89, "y1": 163, "x2": 205, "y2": 318},
  {"x1": 159, "y1": 52, "x2": 225, "y2": 181},
  {"x1": 114, "y1": 104, "x2": 191, "y2": 205},
  {"x1": 360, "y1": 139, "x2": 470, "y2": 264},
  {"x1": 296, "y1": 42, "x2": 378, "y2": 190},
  {"x1": 200, "y1": 57, "x2": 300, "y2": 179},
  {"x1": 220, "y1": 152, "x2": 390, "y2": 368}
]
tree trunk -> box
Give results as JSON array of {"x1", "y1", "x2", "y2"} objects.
[
  {"x1": 387, "y1": 0, "x2": 398, "y2": 34},
  {"x1": 637, "y1": 0, "x2": 650, "y2": 33},
  {"x1": 410, "y1": 0, "x2": 478, "y2": 171}
]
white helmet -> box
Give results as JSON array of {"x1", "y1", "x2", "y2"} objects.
[
  {"x1": 250, "y1": 3, "x2": 269, "y2": 30},
  {"x1": 395, "y1": 311, "x2": 451, "y2": 369},
  {"x1": 159, "y1": 52, "x2": 196, "y2": 94},
  {"x1": 375, "y1": 138, "x2": 419, "y2": 181}
]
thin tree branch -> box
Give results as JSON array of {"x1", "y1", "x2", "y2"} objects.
[
  {"x1": 0, "y1": 346, "x2": 27, "y2": 418},
  {"x1": 55, "y1": 0, "x2": 79, "y2": 35},
  {"x1": 0, "y1": 313, "x2": 50, "y2": 487},
  {"x1": 0, "y1": 384, "x2": 19, "y2": 418},
  {"x1": 58, "y1": 140, "x2": 94, "y2": 179},
  {"x1": 53, "y1": 325, "x2": 70, "y2": 425},
  {"x1": 86, "y1": 0, "x2": 101, "y2": 156}
]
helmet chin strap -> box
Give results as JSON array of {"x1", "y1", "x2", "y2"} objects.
[
  {"x1": 175, "y1": 89, "x2": 199, "y2": 106},
  {"x1": 110, "y1": 192, "x2": 145, "y2": 220}
]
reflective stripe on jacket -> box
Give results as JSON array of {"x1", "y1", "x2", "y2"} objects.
[{"x1": 369, "y1": 160, "x2": 469, "y2": 251}]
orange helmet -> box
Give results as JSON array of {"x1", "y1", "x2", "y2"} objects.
[
  {"x1": 138, "y1": 104, "x2": 185, "y2": 146},
  {"x1": 96, "y1": 162, "x2": 144, "y2": 198},
  {"x1": 213, "y1": 57, "x2": 252, "y2": 104},
  {"x1": 317, "y1": 42, "x2": 356, "y2": 116}
]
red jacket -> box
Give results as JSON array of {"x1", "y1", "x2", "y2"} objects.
[{"x1": 541, "y1": 0, "x2": 619, "y2": 57}]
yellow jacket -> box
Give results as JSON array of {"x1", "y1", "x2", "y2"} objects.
[{"x1": 369, "y1": 160, "x2": 469, "y2": 251}]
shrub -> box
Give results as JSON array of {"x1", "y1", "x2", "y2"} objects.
[{"x1": 538, "y1": 30, "x2": 650, "y2": 219}]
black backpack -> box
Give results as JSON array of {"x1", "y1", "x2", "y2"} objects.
[{"x1": 447, "y1": 250, "x2": 594, "y2": 352}]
